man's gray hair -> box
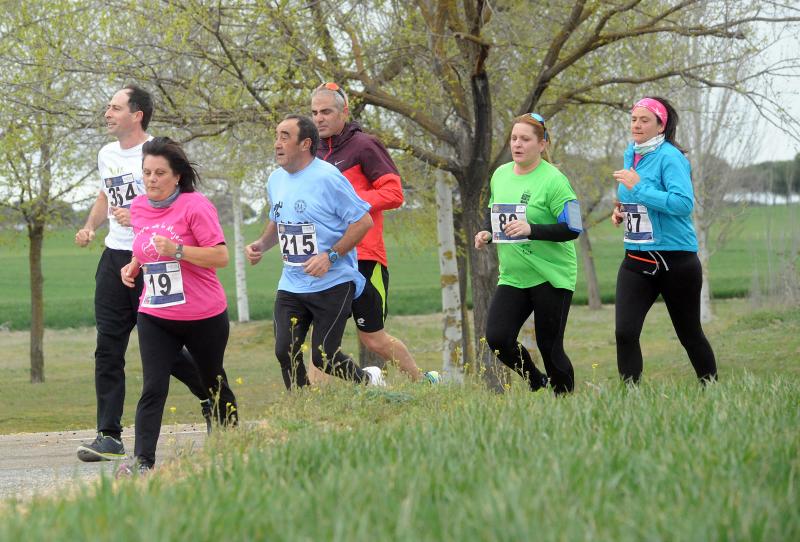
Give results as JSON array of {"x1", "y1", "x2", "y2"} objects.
[{"x1": 312, "y1": 84, "x2": 348, "y2": 112}]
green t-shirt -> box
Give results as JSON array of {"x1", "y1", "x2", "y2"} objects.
[{"x1": 489, "y1": 160, "x2": 578, "y2": 291}]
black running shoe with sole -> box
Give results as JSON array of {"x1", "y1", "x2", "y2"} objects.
[{"x1": 76, "y1": 433, "x2": 125, "y2": 462}]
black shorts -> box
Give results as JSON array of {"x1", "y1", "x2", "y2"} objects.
[{"x1": 352, "y1": 260, "x2": 389, "y2": 333}]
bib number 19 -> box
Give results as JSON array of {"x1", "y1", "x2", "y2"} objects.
[{"x1": 141, "y1": 261, "x2": 186, "y2": 308}]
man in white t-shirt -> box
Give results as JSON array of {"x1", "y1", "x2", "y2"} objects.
[{"x1": 74, "y1": 85, "x2": 211, "y2": 462}]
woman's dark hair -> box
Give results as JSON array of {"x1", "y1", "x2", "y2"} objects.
[
  {"x1": 645, "y1": 96, "x2": 685, "y2": 153},
  {"x1": 142, "y1": 137, "x2": 198, "y2": 192}
]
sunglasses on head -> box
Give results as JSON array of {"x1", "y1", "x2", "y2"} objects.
[
  {"x1": 320, "y1": 82, "x2": 348, "y2": 106},
  {"x1": 529, "y1": 112, "x2": 549, "y2": 141}
]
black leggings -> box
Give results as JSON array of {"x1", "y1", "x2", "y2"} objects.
[
  {"x1": 273, "y1": 282, "x2": 367, "y2": 389},
  {"x1": 615, "y1": 250, "x2": 717, "y2": 383},
  {"x1": 135, "y1": 310, "x2": 237, "y2": 467},
  {"x1": 485, "y1": 283, "x2": 575, "y2": 394}
]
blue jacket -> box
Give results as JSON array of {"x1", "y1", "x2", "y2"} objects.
[{"x1": 617, "y1": 141, "x2": 698, "y2": 252}]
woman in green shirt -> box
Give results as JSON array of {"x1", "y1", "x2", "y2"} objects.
[{"x1": 475, "y1": 114, "x2": 582, "y2": 394}]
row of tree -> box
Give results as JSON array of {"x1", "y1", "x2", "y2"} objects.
[{"x1": 1, "y1": 1, "x2": 798, "y2": 383}]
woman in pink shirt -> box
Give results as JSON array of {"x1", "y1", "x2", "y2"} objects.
[{"x1": 120, "y1": 137, "x2": 237, "y2": 472}]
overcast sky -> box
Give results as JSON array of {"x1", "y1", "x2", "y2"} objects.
[{"x1": 752, "y1": 24, "x2": 800, "y2": 163}]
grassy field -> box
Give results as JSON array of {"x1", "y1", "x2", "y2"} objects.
[
  {"x1": 1, "y1": 205, "x2": 797, "y2": 330},
  {"x1": 0, "y1": 302, "x2": 798, "y2": 540},
  {"x1": 0, "y1": 298, "x2": 797, "y2": 434},
  {"x1": 1, "y1": 298, "x2": 798, "y2": 539}
]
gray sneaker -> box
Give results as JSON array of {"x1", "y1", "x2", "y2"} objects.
[{"x1": 76, "y1": 433, "x2": 125, "y2": 462}]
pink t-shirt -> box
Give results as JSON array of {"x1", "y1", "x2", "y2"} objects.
[{"x1": 131, "y1": 192, "x2": 227, "y2": 320}]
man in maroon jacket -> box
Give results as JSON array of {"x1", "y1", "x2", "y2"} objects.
[{"x1": 311, "y1": 83, "x2": 436, "y2": 383}]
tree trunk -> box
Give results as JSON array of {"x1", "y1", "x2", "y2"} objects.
[
  {"x1": 461, "y1": 185, "x2": 502, "y2": 391},
  {"x1": 452, "y1": 204, "x2": 473, "y2": 363},
  {"x1": 578, "y1": 230, "x2": 602, "y2": 310},
  {"x1": 231, "y1": 182, "x2": 250, "y2": 322},
  {"x1": 461, "y1": 69, "x2": 504, "y2": 391},
  {"x1": 696, "y1": 217, "x2": 713, "y2": 323},
  {"x1": 29, "y1": 222, "x2": 45, "y2": 383},
  {"x1": 436, "y1": 175, "x2": 464, "y2": 382}
]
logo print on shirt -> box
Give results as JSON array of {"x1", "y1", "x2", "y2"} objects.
[
  {"x1": 520, "y1": 190, "x2": 531, "y2": 205},
  {"x1": 294, "y1": 200, "x2": 307, "y2": 213},
  {"x1": 334, "y1": 160, "x2": 345, "y2": 166},
  {"x1": 272, "y1": 201, "x2": 283, "y2": 220}
]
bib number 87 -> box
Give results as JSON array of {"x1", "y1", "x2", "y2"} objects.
[{"x1": 626, "y1": 213, "x2": 641, "y2": 233}]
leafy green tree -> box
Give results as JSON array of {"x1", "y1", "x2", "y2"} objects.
[{"x1": 0, "y1": 2, "x2": 103, "y2": 382}]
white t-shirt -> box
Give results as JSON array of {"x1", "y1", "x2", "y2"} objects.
[{"x1": 97, "y1": 137, "x2": 151, "y2": 250}]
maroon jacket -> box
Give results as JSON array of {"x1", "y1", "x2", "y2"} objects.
[{"x1": 317, "y1": 122, "x2": 403, "y2": 266}]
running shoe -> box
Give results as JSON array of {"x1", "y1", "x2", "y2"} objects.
[
  {"x1": 115, "y1": 460, "x2": 153, "y2": 478},
  {"x1": 76, "y1": 433, "x2": 125, "y2": 462},
  {"x1": 530, "y1": 372, "x2": 549, "y2": 392},
  {"x1": 200, "y1": 399, "x2": 213, "y2": 435},
  {"x1": 423, "y1": 370, "x2": 441, "y2": 384},
  {"x1": 363, "y1": 366, "x2": 386, "y2": 387}
]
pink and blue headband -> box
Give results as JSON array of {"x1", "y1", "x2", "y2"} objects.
[{"x1": 632, "y1": 98, "x2": 668, "y2": 125}]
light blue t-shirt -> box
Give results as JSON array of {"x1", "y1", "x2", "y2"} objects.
[
  {"x1": 617, "y1": 141, "x2": 698, "y2": 252},
  {"x1": 268, "y1": 158, "x2": 370, "y2": 296}
]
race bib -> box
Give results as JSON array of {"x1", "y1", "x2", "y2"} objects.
[
  {"x1": 621, "y1": 203, "x2": 654, "y2": 243},
  {"x1": 141, "y1": 261, "x2": 186, "y2": 308},
  {"x1": 491, "y1": 203, "x2": 528, "y2": 243},
  {"x1": 278, "y1": 223, "x2": 318, "y2": 266},
  {"x1": 105, "y1": 174, "x2": 139, "y2": 216}
]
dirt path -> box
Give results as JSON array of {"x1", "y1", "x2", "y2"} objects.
[{"x1": 0, "y1": 424, "x2": 207, "y2": 502}]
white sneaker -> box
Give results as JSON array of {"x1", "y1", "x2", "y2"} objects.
[{"x1": 363, "y1": 366, "x2": 386, "y2": 387}]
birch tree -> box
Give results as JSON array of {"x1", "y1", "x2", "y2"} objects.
[{"x1": 0, "y1": 2, "x2": 101, "y2": 382}]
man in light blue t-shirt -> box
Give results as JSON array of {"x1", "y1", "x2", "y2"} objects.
[{"x1": 246, "y1": 115, "x2": 386, "y2": 388}]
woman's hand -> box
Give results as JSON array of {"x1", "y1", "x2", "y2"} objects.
[
  {"x1": 474, "y1": 230, "x2": 491, "y2": 249},
  {"x1": 611, "y1": 201, "x2": 624, "y2": 227},
  {"x1": 121, "y1": 258, "x2": 140, "y2": 288},
  {"x1": 153, "y1": 235, "x2": 178, "y2": 257},
  {"x1": 613, "y1": 167, "x2": 640, "y2": 190},
  {"x1": 503, "y1": 219, "x2": 531, "y2": 238}
]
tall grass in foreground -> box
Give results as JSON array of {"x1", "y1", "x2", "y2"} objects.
[{"x1": 3, "y1": 373, "x2": 798, "y2": 541}]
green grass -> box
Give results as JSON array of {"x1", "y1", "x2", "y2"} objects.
[
  {"x1": 1, "y1": 298, "x2": 798, "y2": 434},
  {"x1": 1, "y1": 205, "x2": 797, "y2": 330},
  {"x1": 1, "y1": 301, "x2": 798, "y2": 539},
  {"x1": 1, "y1": 374, "x2": 798, "y2": 540}
]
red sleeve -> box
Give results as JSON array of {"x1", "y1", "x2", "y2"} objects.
[
  {"x1": 358, "y1": 134, "x2": 404, "y2": 212},
  {"x1": 359, "y1": 172, "x2": 403, "y2": 212}
]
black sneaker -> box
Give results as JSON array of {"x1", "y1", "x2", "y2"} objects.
[
  {"x1": 530, "y1": 372, "x2": 549, "y2": 392},
  {"x1": 76, "y1": 433, "x2": 125, "y2": 462},
  {"x1": 200, "y1": 399, "x2": 213, "y2": 435}
]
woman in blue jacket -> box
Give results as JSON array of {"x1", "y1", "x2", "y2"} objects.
[{"x1": 611, "y1": 96, "x2": 717, "y2": 384}]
